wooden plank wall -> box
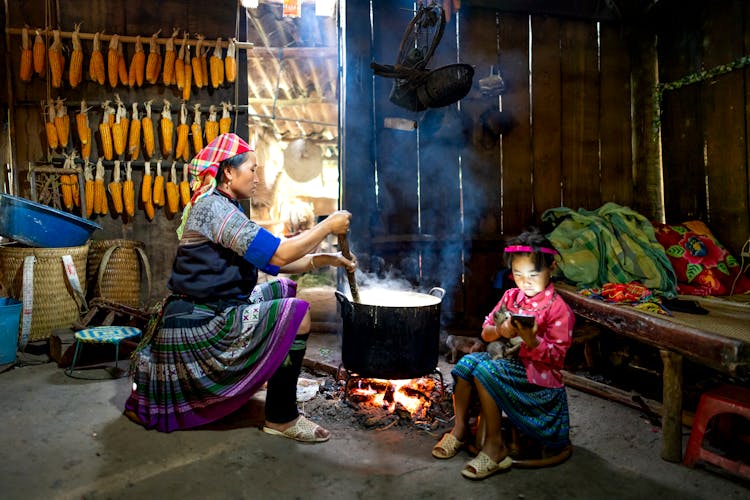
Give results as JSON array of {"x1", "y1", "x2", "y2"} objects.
[
  {"x1": 358, "y1": 1, "x2": 634, "y2": 331},
  {"x1": 657, "y1": 0, "x2": 750, "y2": 255}
]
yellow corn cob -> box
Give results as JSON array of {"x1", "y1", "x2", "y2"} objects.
[
  {"x1": 162, "y1": 29, "x2": 178, "y2": 85},
  {"x1": 48, "y1": 29, "x2": 63, "y2": 88},
  {"x1": 225, "y1": 38, "x2": 236, "y2": 83},
  {"x1": 99, "y1": 122, "x2": 113, "y2": 160},
  {"x1": 144, "y1": 199, "x2": 155, "y2": 220},
  {"x1": 219, "y1": 102, "x2": 232, "y2": 135},
  {"x1": 128, "y1": 103, "x2": 141, "y2": 161},
  {"x1": 175, "y1": 33, "x2": 187, "y2": 90},
  {"x1": 141, "y1": 100, "x2": 155, "y2": 158},
  {"x1": 141, "y1": 160, "x2": 152, "y2": 204},
  {"x1": 160, "y1": 100, "x2": 174, "y2": 158},
  {"x1": 89, "y1": 32, "x2": 105, "y2": 85},
  {"x1": 44, "y1": 100, "x2": 58, "y2": 150},
  {"x1": 60, "y1": 174, "x2": 74, "y2": 211},
  {"x1": 76, "y1": 100, "x2": 90, "y2": 145},
  {"x1": 210, "y1": 37, "x2": 224, "y2": 88},
  {"x1": 175, "y1": 103, "x2": 190, "y2": 161},
  {"x1": 95, "y1": 159, "x2": 108, "y2": 215},
  {"x1": 128, "y1": 35, "x2": 145, "y2": 88},
  {"x1": 54, "y1": 98, "x2": 70, "y2": 148},
  {"x1": 152, "y1": 160, "x2": 165, "y2": 207},
  {"x1": 108, "y1": 34, "x2": 119, "y2": 88},
  {"x1": 71, "y1": 169, "x2": 80, "y2": 207},
  {"x1": 117, "y1": 41, "x2": 128, "y2": 87},
  {"x1": 84, "y1": 162, "x2": 94, "y2": 218},
  {"x1": 180, "y1": 163, "x2": 191, "y2": 207},
  {"x1": 19, "y1": 27, "x2": 33, "y2": 82},
  {"x1": 81, "y1": 128, "x2": 92, "y2": 161},
  {"x1": 123, "y1": 161, "x2": 135, "y2": 217},
  {"x1": 166, "y1": 162, "x2": 180, "y2": 215},
  {"x1": 191, "y1": 36, "x2": 204, "y2": 89},
  {"x1": 68, "y1": 23, "x2": 83, "y2": 88},
  {"x1": 191, "y1": 103, "x2": 203, "y2": 155},
  {"x1": 33, "y1": 30, "x2": 46, "y2": 77},
  {"x1": 108, "y1": 160, "x2": 123, "y2": 215},
  {"x1": 112, "y1": 101, "x2": 128, "y2": 157},
  {"x1": 145, "y1": 31, "x2": 161, "y2": 85},
  {"x1": 205, "y1": 105, "x2": 219, "y2": 144},
  {"x1": 182, "y1": 46, "x2": 192, "y2": 101}
]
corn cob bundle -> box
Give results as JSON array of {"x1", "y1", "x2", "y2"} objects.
[
  {"x1": 108, "y1": 160, "x2": 123, "y2": 215},
  {"x1": 142, "y1": 160, "x2": 155, "y2": 220},
  {"x1": 182, "y1": 45, "x2": 192, "y2": 101},
  {"x1": 160, "y1": 100, "x2": 174, "y2": 158},
  {"x1": 220, "y1": 102, "x2": 232, "y2": 135},
  {"x1": 48, "y1": 29, "x2": 64, "y2": 89},
  {"x1": 19, "y1": 26, "x2": 33, "y2": 82},
  {"x1": 141, "y1": 100, "x2": 156, "y2": 159},
  {"x1": 175, "y1": 103, "x2": 190, "y2": 162},
  {"x1": 166, "y1": 162, "x2": 180, "y2": 215},
  {"x1": 117, "y1": 40, "x2": 128, "y2": 87},
  {"x1": 145, "y1": 30, "x2": 162, "y2": 85},
  {"x1": 33, "y1": 29, "x2": 46, "y2": 77},
  {"x1": 191, "y1": 36, "x2": 204, "y2": 89},
  {"x1": 162, "y1": 29, "x2": 179, "y2": 86},
  {"x1": 153, "y1": 160, "x2": 165, "y2": 207},
  {"x1": 54, "y1": 98, "x2": 70, "y2": 149},
  {"x1": 84, "y1": 161, "x2": 94, "y2": 218},
  {"x1": 191, "y1": 103, "x2": 204, "y2": 155},
  {"x1": 60, "y1": 153, "x2": 75, "y2": 211},
  {"x1": 44, "y1": 100, "x2": 59, "y2": 150},
  {"x1": 128, "y1": 102, "x2": 141, "y2": 161},
  {"x1": 123, "y1": 161, "x2": 135, "y2": 217},
  {"x1": 112, "y1": 96, "x2": 129, "y2": 157},
  {"x1": 180, "y1": 163, "x2": 191, "y2": 208},
  {"x1": 128, "y1": 35, "x2": 145, "y2": 88},
  {"x1": 175, "y1": 33, "x2": 187, "y2": 90},
  {"x1": 205, "y1": 105, "x2": 219, "y2": 144},
  {"x1": 69, "y1": 23, "x2": 84, "y2": 88},
  {"x1": 94, "y1": 158, "x2": 108, "y2": 215},
  {"x1": 210, "y1": 37, "x2": 224, "y2": 88},
  {"x1": 99, "y1": 101, "x2": 114, "y2": 160},
  {"x1": 225, "y1": 38, "x2": 236, "y2": 84},
  {"x1": 107, "y1": 34, "x2": 119, "y2": 88},
  {"x1": 89, "y1": 32, "x2": 105, "y2": 85}
]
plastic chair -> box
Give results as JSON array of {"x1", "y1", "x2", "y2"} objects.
[
  {"x1": 683, "y1": 384, "x2": 750, "y2": 479},
  {"x1": 65, "y1": 326, "x2": 141, "y2": 379}
]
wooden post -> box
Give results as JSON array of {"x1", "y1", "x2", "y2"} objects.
[{"x1": 660, "y1": 349, "x2": 683, "y2": 462}]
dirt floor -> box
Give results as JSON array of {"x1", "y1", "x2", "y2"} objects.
[{"x1": 0, "y1": 332, "x2": 748, "y2": 499}]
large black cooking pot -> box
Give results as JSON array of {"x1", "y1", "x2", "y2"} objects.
[{"x1": 335, "y1": 287, "x2": 445, "y2": 379}]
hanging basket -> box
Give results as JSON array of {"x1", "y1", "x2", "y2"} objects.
[
  {"x1": 416, "y1": 64, "x2": 475, "y2": 109},
  {"x1": 86, "y1": 239, "x2": 151, "y2": 308}
]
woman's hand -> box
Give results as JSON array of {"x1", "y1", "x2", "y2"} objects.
[
  {"x1": 323, "y1": 210, "x2": 352, "y2": 235},
  {"x1": 313, "y1": 251, "x2": 357, "y2": 273}
]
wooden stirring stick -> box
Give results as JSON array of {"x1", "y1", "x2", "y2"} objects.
[{"x1": 337, "y1": 233, "x2": 360, "y2": 303}]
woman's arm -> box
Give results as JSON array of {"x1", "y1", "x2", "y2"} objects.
[
  {"x1": 279, "y1": 252, "x2": 357, "y2": 274},
  {"x1": 268, "y1": 211, "x2": 351, "y2": 267}
]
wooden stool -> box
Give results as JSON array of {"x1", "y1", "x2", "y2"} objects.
[
  {"x1": 683, "y1": 384, "x2": 750, "y2": 479},
  {"x1": 65, "y1": 326, "x2": 142, "y2": 379}
]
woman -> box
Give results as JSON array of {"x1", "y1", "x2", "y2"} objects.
[{"x1": 124, "y1": 133, "x2": 356, "y2": 442}]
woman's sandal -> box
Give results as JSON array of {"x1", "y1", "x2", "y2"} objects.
[
  {"x1": 262, "y1": 415, "x2": 330, "y2": 443},
  {"x1": 460, "y1": 452, "x2": 513, "y2": 480},
  {"x1": 432, "y1": 432, "x2": 465, "y2": 459}
]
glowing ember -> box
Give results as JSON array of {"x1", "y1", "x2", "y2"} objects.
[{"x1": 349, "y1": 377, "x2": 435, "y2": 415}]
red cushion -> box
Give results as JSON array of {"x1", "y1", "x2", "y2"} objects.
[{"x1": 652, "y1": 221, "x2": 750, "y2": 296}]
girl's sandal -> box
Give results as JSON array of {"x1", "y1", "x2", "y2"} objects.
[
  {"x1": 432, "y1": 432, "x2": 465, "y2": 459},
  {"x1": 460, "y1": 452, "x2": 512, "y2": 480}
]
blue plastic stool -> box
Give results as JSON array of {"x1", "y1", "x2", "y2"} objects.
[{"x1": 65, "y1": 326, "x2": 142, "y2": 379}]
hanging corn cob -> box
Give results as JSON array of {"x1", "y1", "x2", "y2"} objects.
[
  {"x1": 99, "y1": 101, "x2": 114, "y2": 160},
  {"x1": 128, "y1": 35, "x2": 145, "y2": 88},
  {"x1": 166, "y1": 162, "x2": 180, "y2": 216},
  {"x1": 33, "y1": 29, "x2": 46, "y2": 77},
  {"x1": 225, "y1": 38, "x2": 236, "y2": 84},
  {"x1": 94, "y1": 158, "x2": 108, "y2": 215},
  {"x1": 141, "y1": 100, "x2": 156, "y2": 159},
  {"x1": 182, "y1": 44, "x2": 192, "y2": 101},
  {"x1": 175, "y1": 33, "x2": 187, "y2": 90},
  {"x1": 89, "y1": 31, "x2": 105, "y2": 85},
  {"x1": 123, "y1": 161, "x2": 135, "y2": 217},
  {"x1": 142, "y1": 160, "x2": 155, "y2": 220},
  {"x1": 153, "y1": 160, "x2": 165, "y2": 207},
  {"x1": 54, "y1": 98, "x2": 70, "y2": 149},
  {"x1": 60, "y1": 153, "x2": 75, "y2": 211},
  {"x1": 107, "y1": 34, "x2": 119, "y2": 88},
  {"x1": 191, "y1": 104, "x2": 203, "y2": 155},
  {"x1": 210, "y1": 37, "x2": 224, "y2": 88},
  {"x1": 163, "y1": 29, "x2": 179, "y2": 86},
  {"x1": 109, "y1": 160, "x2": 123, "y2": 215},
  {"x1": 69, "y1": 23, "x2": 84, "y2": 88},
  {"x1": 76, "y1": 100, "x2": 91, "y2": 148},
  {"x1": 71, "y1": 164, "x2": 80, "y2": 208},
  {"x1": 117, "y1": 40, "x2": 128, "y2": 87},
  {"x1": 112, "y1": 96, "x2": 129, "y2": 157},
  {"x1": 128, "y1": 102, "x2": 141, "y2": 161},
  {"x1": 48, "y1": 29, "x2": 64, "y2": 89},
  {"x1": 205, "y1": 105, "x2": 219, "y2": 144},
  {"x1": 44, "y1": 99, "x2": 59, "y2": 150},
  {"x1": 145, "y1": 30, "x2": 162, "y2": 85},
  {"x1": 84, "y1": 161, "x2": 94, "y2": 218},
  {"x1": 191, "y1": 35, "x2": 204, "y2": 89},
  {"x1": 180, "y1": 163, "x2": 191, "y2": 208},
  {"x1": 220, "y1": 102, "x2": 232, "y2": 135},
  {"x1": 175, "y1": 102, "x2": 190, "y2": 162},
  {"x1": 19, "y1": 26, "x2": 33, "y2": 82},
  {"x1": 160, "y1": 100, "x2": 174, "y2": 158}
]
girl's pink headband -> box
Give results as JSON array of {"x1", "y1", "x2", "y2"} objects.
[{"x1": 504, "y1": 245, "x2": 558, "y2": 255}]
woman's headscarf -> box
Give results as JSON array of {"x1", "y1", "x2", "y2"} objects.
[{"x1": 176, "y1": 133, "x2": 253, "y2": 238}]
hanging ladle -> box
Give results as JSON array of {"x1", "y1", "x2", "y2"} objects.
[{"x1": 338, "y1": 233, "x2": 360, "y2": 303}]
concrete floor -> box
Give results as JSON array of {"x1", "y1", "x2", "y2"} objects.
[{"x1": 1, "y1": 332, "x2": 748, "y2": 500}]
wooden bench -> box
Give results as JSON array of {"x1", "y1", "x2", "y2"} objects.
[{"x1": 555, "y1": 283, "x2": 750, "y2": 462}]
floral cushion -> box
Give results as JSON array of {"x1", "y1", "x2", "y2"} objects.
[{"x1": 652, "y1": 220, "x2": 750, "y2": 296}]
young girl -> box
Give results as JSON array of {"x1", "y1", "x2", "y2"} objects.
[{"x1": 431, "y1": 228, "x2": 575, "y2": 480}]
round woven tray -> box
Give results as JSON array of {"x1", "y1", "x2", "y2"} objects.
[
  {"x1": 0, "y1": 244, "x2": 89, "y2": 342},
  {"x1": 86, "y1": 239, "x2": 150, "y2": 308}
]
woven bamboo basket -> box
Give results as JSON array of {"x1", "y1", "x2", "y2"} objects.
[
  {"x1": 0, "y1": 244, "x2": 89, "y2": 342},
  {"x1": 86, "y1": 239, "x2": 151, "y2": 308}
]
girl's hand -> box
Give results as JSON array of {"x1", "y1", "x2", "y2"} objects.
[{"x1": 511, "y1": 318, "x2": 538, "y2": 347}]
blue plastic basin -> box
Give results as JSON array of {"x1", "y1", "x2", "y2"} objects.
[{"x1": 0, "y1": 193, "x2": 101, "y2": 247}]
